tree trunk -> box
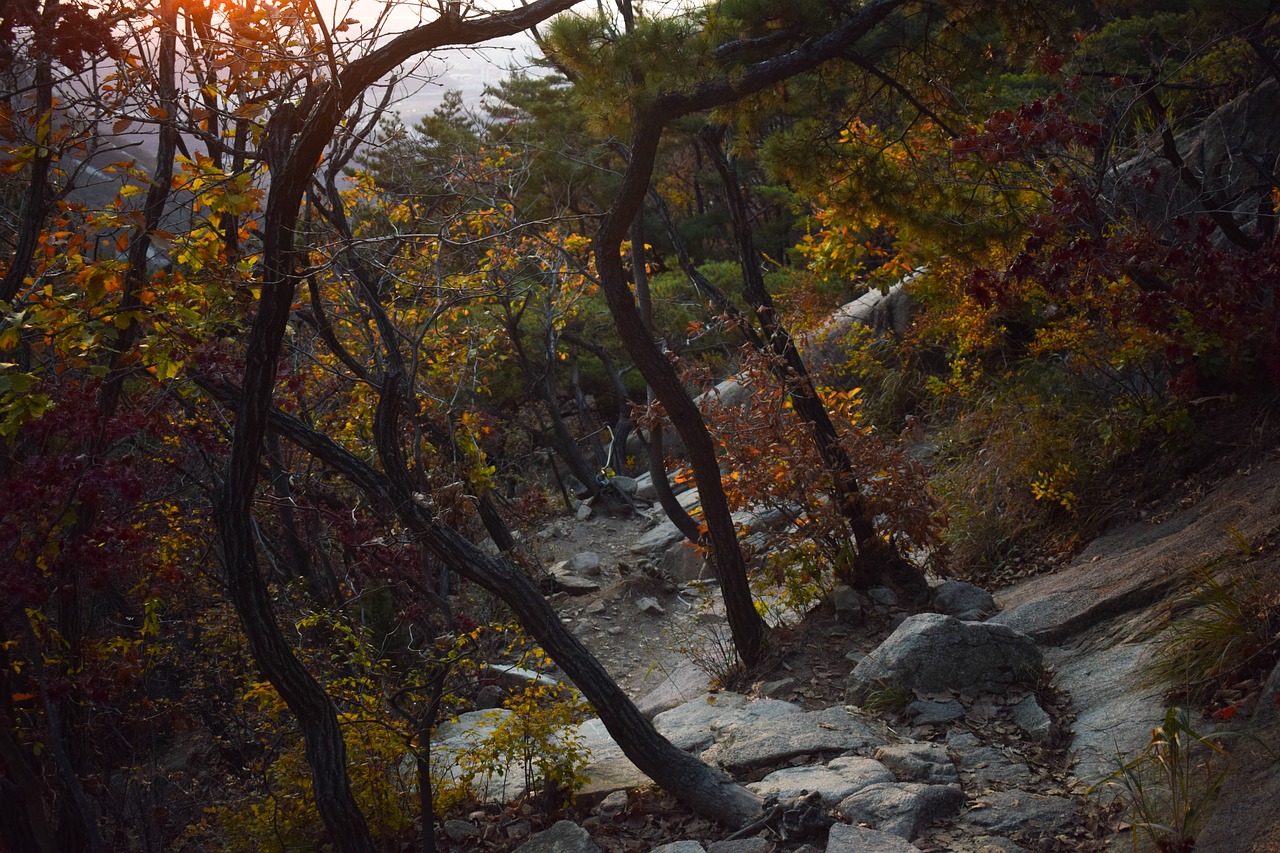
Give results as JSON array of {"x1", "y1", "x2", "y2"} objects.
[
  {"x1": 701, "y1": 126, "x2": 926, "y2": 598},
  {"x1": 199, "y1": 376, "x2": 764, "y2": 827}
]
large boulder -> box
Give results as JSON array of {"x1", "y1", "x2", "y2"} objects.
[
  {"x1": 810, "y1": 279, "x2": 916, "y2": 361},
  {"x1": 847, "y1": 614, "x2": 1042, "y2": 701},
  {"x1": 835, "y1": 782, "x2": 965, "y2": 840},
  {"x1": 1111, "y1": 78, "x2": 1280, "y2": 244}
]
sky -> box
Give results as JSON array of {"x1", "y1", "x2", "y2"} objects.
[{"x1": 341, "y1": 0, "x2": 552, "y2": 121}]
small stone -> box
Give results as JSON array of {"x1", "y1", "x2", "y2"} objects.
[
  {"x1": 867, "y1": 587, "x2": 899, "y2": 607},
  {"x1": 758, "y1": 677, "x2": 796, "y2": 697},
  {"x1": 832, "y1": 585, "x2": 868, "y2": 620},
  {"x1": 960, "y1": 790, "x2": 1077, "y2": 838},
  {"x1": 443, "y1": 819, "x2": 480, "y2": 841},
  {"x1": 847, "y1": 614, "x2": 1042, "y2": 701},
  {"x1": 748, "y1": 756, "x2": 894, "y2": 805},
  {"x1": 636, "y1": 596, "x2": 665, "y2": 615},
  {"x1": 596, "y1": 790, "x2": 628, "y2": 817},
  {"x1": 553, "y1": 573, "x2": 601, "y2": 595},
  {"x1": 607, "y1": 626, "x2": 624, "y2": 635},
  {"x1": 576, "y1": 500, "x2": 594, "y2": 520},
  {"x1": 835, "y1": 782, "x2": 964, "y2": 840},
  {"x1": 571, "y1": 552, "x2": 603, "y2": 576},
  {"x1": 586, "y1": 600, "x2": 607, "y2": 615},
  {"x1": 611, "y1": 475, "x2": 640, "y2": 496},
  {"x1": 475, "y1": 684, "x2": 505, "y2": 709},
  {"x1": 1011, "y1": 695, "x2": 1054, "y2": 744},
  {"x1": 931, "y1": 580, "x2": 997, "y2": 618}
]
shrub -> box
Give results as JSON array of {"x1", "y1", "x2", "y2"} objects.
[{"x1": 1146, "y1": 565, "x2": 1280, "y2": 709}]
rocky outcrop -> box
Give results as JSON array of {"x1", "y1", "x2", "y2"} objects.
[{"x1": 1111, "y1": 78, "x2": 1280, "y2": 244}]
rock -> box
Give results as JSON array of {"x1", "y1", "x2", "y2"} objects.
[
  {"x1": 992, "y1": 457, "x2": 1280, "y2": 644},
  {"x1": 832, "y1": 585, "x2": 868, "y2": 621},
  {"x1": 586, "y1": 600, "x2": 607, "y2": 615},
  {"x1": 931, "y1": 580, "x2": 997, "y2": 618},
  {"x1": 571, "y1": 551, "x2": 602, "y2": 576},
  {"x1": 475, "y1": 684, "x2": 506, "y2": 709},
  {"x1": 706, "y1": 839, "x2": 773, "y2": 853},
  {"x1": 698, "y1": 378, "x2": 751, "y2": 411},
  {"x1": 702, "y1": 706, "x2": 887, "y2": 774},
  {"x1": 946, "y1": 731, "x2": 1034, "y2": 790},
  {"x1": 873, "y1": 743, "x2": 958, "y2": 784},
  {"x1": 907, "y1": 699, "x2": 964, "y2": 725},
  {"x1": 1197, "y1": 658, "x2": 1280, "y2": 851},
  {"x1": 960, "y1": 790, "x2": 1077, "y2": 838},
  {"x1": 484, "y1": 664, "x2": 561, "y2": 691},
  {"x1": 651, "y1": 843, "x2": 706, "y2": 853},
  {"x1": 575, "y1": 718, "x2": 649, "y2": 800},
  {"x1": 1047, "y1": 641, "x2": 1164, "y2": 783},
  {"x1": 633, "y1": 473, "x2": 658, "y2": 502},
  {"x1": 552, "y1": 570, "x2": 601, "y2": 595},
  {"x1": 511, "y1": 820, "x2": 601, "y2": 853},
  {"x1": 636, "y1": 659, "x2": 713, "y2": 719},
  {"x1": 611, "y1": 476, "x2": 639, "y2": 496},
  {"x1": 757, "y1": 677, "x2": 796, "y2": 698},
  {"x1": 663, "y1": 541, "x2": 709, "y2": 583},
  {"x1": 810, "y1": 279, "x2": 916, "y2": 361},
  {"x1": 432, "y1": 709, "x2": 509, "y2": 762},
  {"x1": 835, "y1": 782, "x2": 964, "y2": 840},
  {"x1": 576, "y1": 500, "x2": 594, "y2": 520},
  {"x1": 1111, "y1": 79, "x2": 1280, "y2": 243},
  {"x1": 595, "y1": 790, "x2": 628, "y2": 817},
  {"x1": 867, "y1": 587, "x2": 899, "y2": 607},
  {"x1": 652, "y1": 694, "x2": 802, "y2": 753},
  {"x1": 826, "y1": 823, "x2": 919, "y2": 853},
  {"x1": 847, "y1": 614, "x2": 1042, "y2": 702},
  {"x1": 632, "y1": 521, "x2": 687, "y2": 556},
  {"x1": 636, "y1": 596, "x2": 665, "y2": 615},
  {"x1": 443, "y1": 819, "x2": 480, "y2": 841},
  {"x1": 748, "y1": 756, "x2": 895, "y2": 805},
  {"x1": 1010, "y1": 695, "x2": 1054, "y2": 745}
]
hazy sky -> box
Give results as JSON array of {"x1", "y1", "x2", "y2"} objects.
[{"x1": 341, "y1": 0, "x2": 552, "y2": 121}]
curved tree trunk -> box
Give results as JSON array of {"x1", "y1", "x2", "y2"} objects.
[{"x1": 199, "y1": 373, "x2": 764, "y2": 827}]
